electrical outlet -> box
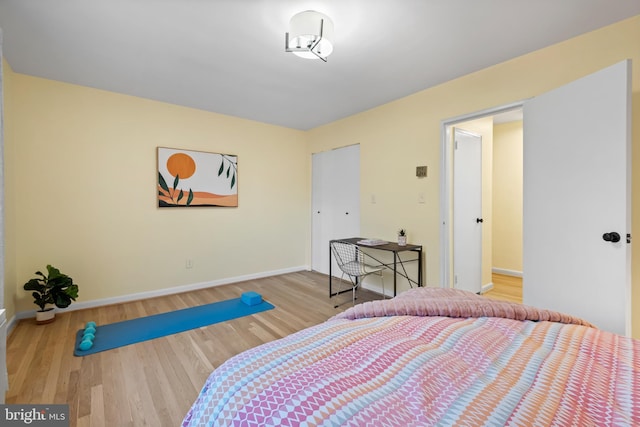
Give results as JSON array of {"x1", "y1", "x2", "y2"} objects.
[{"x1": 186, "y1": 259, "x2": 193, "y2": 269}]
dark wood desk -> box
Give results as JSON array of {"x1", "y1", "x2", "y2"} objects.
[{"x1": 329, "y1": 237, "x2": 423, "y2": 298}]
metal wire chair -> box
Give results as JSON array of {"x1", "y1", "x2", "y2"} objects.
[{"x1": 330, "y1": 241, "x2": 385, "y2": 308}]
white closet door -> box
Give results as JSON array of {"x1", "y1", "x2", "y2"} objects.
[
  {"x1": 311, "y1": 145, "x2": 360, "y2": 276},
  {"x1": 311, "y1": 150, "x2": 331, "y2": 275}
]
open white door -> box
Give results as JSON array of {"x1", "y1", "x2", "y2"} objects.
[
  {"x1": 453, "y1": 129, "x2": 483, "y2": 294},
  {"x1": 523, "y1": 60, "x2": 631, "y2": 336}
]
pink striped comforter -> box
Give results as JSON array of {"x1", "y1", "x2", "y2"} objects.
[{"x1": 183, "y1": 288, "x2": 640, "y2": 426}]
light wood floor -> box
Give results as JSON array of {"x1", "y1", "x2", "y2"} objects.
[
  {"x1": 6, "y1": 271, "x2": 382, "y2": 427},
  {"x1": 483, "y1": 273, "x2": 523, "y2": 303},
  {"x1": 6, "y1": 271, "x2": 522, "y2": 426}
]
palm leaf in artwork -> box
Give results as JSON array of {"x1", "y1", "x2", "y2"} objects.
[
  {"x1": 173, "y1": 174, "x2": 180, "y2": 189},
  {"x1": 158, "y1": 172, "x2": 170, "y2": 194},
  {"x1": 218, "y1": 155, "x2": 238, "y2": 190},
  {"x1": 177, "y1": 189, "x2": 184, "y2": 203},
  {"x1": 187, "y1": 189, "x2": 194, "y2": 206}
]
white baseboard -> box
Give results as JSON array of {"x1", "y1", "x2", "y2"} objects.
[
  {"x1": 481, "y1": 282, "x2": 494, "y2": 294},
  {"x1": 12, "y1": 265, "x2": 308, "y2": 323},
  {"x1": 492, "y1": 268, "x2": 523, "y2": 278},
  {"x1": 6, "y1": 316, "x2": 19, "y2": 336}
]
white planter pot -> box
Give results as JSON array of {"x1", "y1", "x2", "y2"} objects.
[
  {"x1": 398, "y1": 236, "x2": 407, "y2": 246},
  {"x1": 36, "y1": 307, "x2": 55, "y2": 324}
]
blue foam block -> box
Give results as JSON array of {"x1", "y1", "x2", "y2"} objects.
[{"x1": 241, "y1": 291, "x2": 262, "y2": 306}]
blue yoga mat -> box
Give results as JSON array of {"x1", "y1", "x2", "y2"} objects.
[{"x1": 74, "y1": 297, "x2": 275, "y2": 356}]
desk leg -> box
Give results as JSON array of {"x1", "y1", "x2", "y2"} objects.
[
  {"x1": 329, "y1": 244, "x2": 333, "y2": 298},
  {"x1": 393, "y1": 253, "x2": 398, "y2": 297},
  {"x1": 418, "y1": 248, "x2": 423, "y2": 287}
]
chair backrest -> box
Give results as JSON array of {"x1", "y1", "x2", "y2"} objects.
[{"x1": 330, "y1": 241, "x2": 363, "y2": 275}]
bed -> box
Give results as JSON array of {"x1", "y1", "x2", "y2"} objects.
[{"x1": 182, "y1": 287, "x2": 640, "y2": 426}]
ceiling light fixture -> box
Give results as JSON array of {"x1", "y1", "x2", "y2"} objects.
[{"x1": 285, "y1": 10, "x2": 334, "y2": 62}]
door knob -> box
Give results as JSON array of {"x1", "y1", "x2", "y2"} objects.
[
  {"x1": 476, "y1": 218, "x2": 484, "y2": 223},
  {"x1": 603, "y1": 232, "x2": 621, "y2": 243}
]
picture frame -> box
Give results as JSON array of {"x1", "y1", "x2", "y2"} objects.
[{"x1": 157, "y1": 147, "x2": 238, "y2": 207}]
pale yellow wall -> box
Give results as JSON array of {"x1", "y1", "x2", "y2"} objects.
[
  {"x1": 3, "y1": 57, "x2": 16, "y2": 321},
  {"x1": 492, "y1": 121, "x2": 523, "y2": 273},
  {"x1": 455, "y1": 117, "x2": 493, "y2": 288},
  {"x1": 7, "y1": 74, "x2": 309, "y2": 313},
  {"x1": 308, "y1": 15, "x2": 640, "y2": 338}
]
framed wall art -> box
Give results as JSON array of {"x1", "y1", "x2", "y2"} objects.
[{"x1": 157, "y1": 147, "x2": 238, "y2": 207}]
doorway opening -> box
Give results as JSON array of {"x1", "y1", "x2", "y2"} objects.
[
  {"x1": 441, "y1": 61, "x2": 631, "y2": 335},
  {"x1": 440, "y1": 104, "x2": 523, "y2": 300}
]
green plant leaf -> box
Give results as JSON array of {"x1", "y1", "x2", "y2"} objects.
[
  {"x1": 158, "y1": 172, "x2": 169, "y2": 192},
  {"x1": 173, "y1": 174, "x2": 180, "y2": 189},
  {"x1": 24, "y1": 278, "x2": 45, "y2": 292},
  {"x1": 231, "y1": 173, "x2": 236, "y2": 189},
  {"x1": 218, "y1": 161, "x2": 224, "y2": 176},
  {"x1": 31, "y1": 292, "x2": 47, "y2": 311},
  {"x1": 226, "y1": 165, "x2": 230, "y2": 178},
  {"x1": 49, "y1": 274, "x2": 71, "y2": 289},
  {"x1": 54, "y1": 293, "x2": 72, "y2": 309},
  {"x1": 187, "y1": 189, "x2": 194, "y2": 205},
  {"x1": 177, "y1": 189, "x2": 184, "y2": 203},
  {"x1": 46, "y1": 265, "x2": 62, "y2": 280},
  {"x1": 65, "y1": 284, "x2": 79, "y2": 300}
]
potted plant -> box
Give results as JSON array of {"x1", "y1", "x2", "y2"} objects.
[
  {"x1": 23, "y1": 265, "x2": 79, "y2": 324},
  {"x1": 398, "y1": 229, "x2": 407, "y2": 246}
]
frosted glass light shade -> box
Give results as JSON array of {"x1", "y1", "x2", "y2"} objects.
[{"x1": 288, "y1": 10, "x2": 334, "y2": 59}]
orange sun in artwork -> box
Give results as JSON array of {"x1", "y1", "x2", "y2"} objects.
[{"x1": 166, "y1": 153, "x2": 196, "y2": 179}]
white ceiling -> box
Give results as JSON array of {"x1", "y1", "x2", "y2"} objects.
[{"x1": 1, "y1": 1, "x2": 639, "y2": 130}]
